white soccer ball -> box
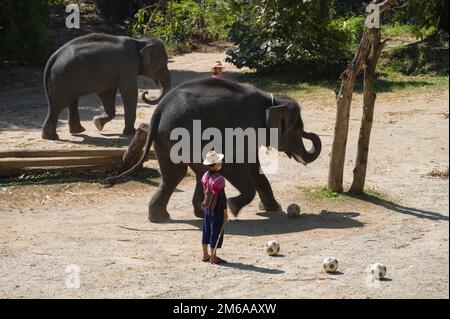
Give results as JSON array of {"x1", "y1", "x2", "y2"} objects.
[
  {"x1": 322, "y1": 257, "x2": 339, "y2": 273},
  {"x1": 370, "y1": 263, "x2": 387, "y2": 279},
  {"x1": 286, "y1": 203, "x2": 301, "y2": 217},
  {"x1": 265, "y1": 240, "x2": 280, "y2": 256}
]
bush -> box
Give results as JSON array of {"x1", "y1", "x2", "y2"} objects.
[
  {"x1": 131, "y1": 0, "x2": 235, "y2": 54},
  {"x1": 380, "y1": 32, "x2": 449, "y2": 75},
  {"x1": 95, "y1": 0, "x2": 155, "y2": 21},
  {"x1": 226, "y1": 1, "x2": 365, "y2": 78},
  {"x1": 0, "y1": 0, "x2": 56, "y2": 67}
]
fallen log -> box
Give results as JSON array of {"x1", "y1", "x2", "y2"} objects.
[
  {"x1": 0, "y1": 165, "x2": 116, "y2": 177},
  {"x1": 0, "y1": 149, "x2": 126, "y2": 159},
  {"x1": 0, "y1": 146, "x2": 156, "y2": 177}
]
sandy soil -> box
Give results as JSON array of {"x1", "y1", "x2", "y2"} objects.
[{"x1": 0, "y1": 49, "x2": 448, "y2": 299}]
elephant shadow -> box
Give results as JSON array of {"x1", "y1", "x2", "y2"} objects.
[
  {"x1": 166, "y1": 210, "x2": 363, "y2": 237},
  {"x1": 59, "y1": 133, "x2": 132, "y2": 148}
]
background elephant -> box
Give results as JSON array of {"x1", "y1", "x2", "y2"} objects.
[
  {"x1": 41, "y1": 33, "x2": 171, "y2": 140},
  {"x1": 105, "y1": 78, "x2": 321, "y2": 222}
]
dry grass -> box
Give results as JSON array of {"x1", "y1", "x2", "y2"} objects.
[{"x1": 426, "y1": 167, "x2": 449, "y2": 179}]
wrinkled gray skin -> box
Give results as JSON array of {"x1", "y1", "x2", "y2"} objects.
[
  {"x1": 104, "y1": 78, "x2": 321, "y2": 223},
  {"x1": 42, "y1": 33, "x2": 171, "y2": 140}
]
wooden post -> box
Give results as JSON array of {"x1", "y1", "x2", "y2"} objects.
[
  {"x1": 350, "y1": 32, "x2": 388, "y2": 193},
  {"x1": 327, "y1": 0, "x2": 396, "y2": 193},
  {"x1": 327, "y1": 32, "x2": 372, "y2": 192}
]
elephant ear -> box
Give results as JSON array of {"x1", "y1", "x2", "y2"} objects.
[
  {"x1": 266, "y1": 105, "x2": 290, "y2": 136},
  {"x1": 140, "y1": 39, "x2": 166, "y2": 70}
]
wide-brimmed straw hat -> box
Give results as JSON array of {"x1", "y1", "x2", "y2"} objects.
[
  {"x1": 203, "y1": 150, "x2": 224, "y2": 165},
  {"x1": 211, "y1": 61, "x2": 225, "y2": 70}
]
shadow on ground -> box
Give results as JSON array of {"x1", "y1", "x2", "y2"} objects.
[
  {"x1": 219, "y1": 262, "x2": 285, "y2": 274},
  {"x1": 145, "y1": 210, "x2": 364, "y2": 237},
  {"x1": 347, "y1": 193, "x2": 449, "y2": 221}
]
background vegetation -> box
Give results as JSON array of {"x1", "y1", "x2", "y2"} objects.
[{"x1": 0, "y1": 0, "x2": 448, "y2": 81}]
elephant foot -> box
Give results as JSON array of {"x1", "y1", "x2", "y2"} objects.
[
  {"x1": 227, "y1": 198, "x2": 241, "y2": 217},
  {"x1": 93, "y1": 116, "x2": 104, "y2": 131},
  {"x1": 42, "y1": 130, "x2": 59, "y2": 140},
  {"x1": 148, "y1": 209, "x2": 171, "y2": 223},
  {"x1": 258, "y1": 201, "x2": 282, "y2": 212},
  {"x1": 69, "y1": 124, "x2": 86, "y2": 135},
  {"x1": 123, "y1": 127, "x2": 136, "y2": 136}
]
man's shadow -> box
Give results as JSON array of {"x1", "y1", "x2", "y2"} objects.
[{"x1": 218, "y1": 262, "x2": 285, "y2": 274}]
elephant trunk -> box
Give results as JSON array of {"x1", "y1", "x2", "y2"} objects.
[
  {"x1": 142, "y1": 69, "x2": 171, "y2": 105},
  {"x1": 293, "y1": 131, "x2": 322, "y2": 165}
]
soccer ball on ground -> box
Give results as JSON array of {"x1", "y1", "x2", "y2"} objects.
[
  {"x1": 265, "y1": 240, "x2": 280, "y2": 256},
  {"x1": 322, "y1": 257, "x2": 339, "y2": 273},
  {"x1": 286, "y1": 203, "x2": 301, "y2": 217},
  {"x1": 370, "y1": 263, "x2": 387, "y2": 279}
]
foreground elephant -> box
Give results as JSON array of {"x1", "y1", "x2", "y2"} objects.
[
  {"x1": 42, "y1": 33, "x2": 171, "y2": 140},
  {"x1": 105, "y1": 78, "x2": 321, "y2": 222}
]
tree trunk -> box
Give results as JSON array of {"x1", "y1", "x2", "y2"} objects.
[
  {"x1": 327, "y1": 0, "x2": 396, "y2": 193},
  {"x1": 350, "y1": 31, "x2": 387, "y2": 193},
  {"x1": 327, "y1": 30, "x2": 372, "y2": 192}
]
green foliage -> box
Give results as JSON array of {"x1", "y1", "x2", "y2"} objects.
[
  {"x1": 383, "y1": 23, "x2": 416, "y2": 38},
  {"x1": 380, "y1": 32, "x2": 449, "y2": 75},
  {"x1": 0, "y1": 0, "x2": 58, "y2": 67},
  {"x1": 95, "y1": 0, "x2": 155, "y2": 20},
  {"x1": 301, "y1": 187, "x2": 384, "y2": 201},
  {"x1": 130, "y1": 0, "x2": 235, "y2": 54},
  {"x1": 226, "y1": 1, "x2": 365, "y2": 78},
  {"x1": 389, "y1": 0, "x2": 448, "y2": 36}
]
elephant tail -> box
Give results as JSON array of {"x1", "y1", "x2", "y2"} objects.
[
  {"x1": 101, "y1": 111, "x2": 161, "y2": 187},
  {"x1": 43, "y1": 52, "x2": 58, "y2": 108}
]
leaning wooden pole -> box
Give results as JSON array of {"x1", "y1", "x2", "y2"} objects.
[
  {"x1": 327, "y1": 0, "x2": 396, "y2": 193},
  {"x1": 350, "y1": 32, "x2": 388, "y2": 193},
  {"x1": 327, "y1": 29, "x2": 371, "y2": 192}
]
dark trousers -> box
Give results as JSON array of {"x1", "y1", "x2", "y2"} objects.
[{"x1": 202, "y1": 205, "x2": 224, "y2": 249}]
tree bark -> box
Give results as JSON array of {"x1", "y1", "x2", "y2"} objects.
[
  {"x1": 327, "y1": 0, "x2": 396, "y2": 193},
  {"x1": 350, "y1": 32, "x2": 388, "y2": 193},
  {"x1": 327, "y1": 30, "x2": 372, "y2": 192}
]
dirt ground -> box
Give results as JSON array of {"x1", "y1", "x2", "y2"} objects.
[{"x1": 0, "y1": 49, "x2": 448, "y2": 299}]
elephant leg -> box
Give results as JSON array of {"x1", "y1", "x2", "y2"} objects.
[
  {"x1": 93, "y1": 89, "x2": 117, "y2": 131},
  {"x1": 148, "y1": 151, "x2": 188, "y2": 223},
  {"x1": 42, "y1": 100, "x2": 64, "y2": 140},
  {"x1": 188, "y1": 164, "x2": 207, "y2": 219},
  {"x1": 220, "y1": 164, "x2": 256, "y2": 217},
  {"x1": 250, "y1": 163, "x2": 282, "y2": 212},
  {"x1": 119, "y1": 82, "x2": 137, "y2": 136},
  {"x1": 68, "y1": 98, "x2": 85, "y2": 134}
]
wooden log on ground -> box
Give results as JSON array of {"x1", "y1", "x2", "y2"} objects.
[
  {"x1": 0, "y1": 149, "x2": 127, "y2": 159},
  {"x1": 0, "y1": 157, "x2": 120, "y2": 169},
  {"x1": 0, "y1": 165, "x2": 117, "y2": 177},
  {"x1": 0, "y1": 146, "x2": 156, "y2": 177}
]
